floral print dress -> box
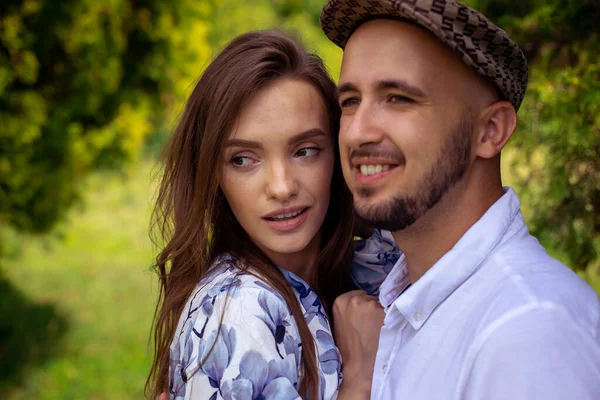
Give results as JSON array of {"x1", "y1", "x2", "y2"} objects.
[
  {"x1": 169, "y1": 231, "x2": 400, "y2": 400},
  {"x1": 169, "y1": 253, "x2": 342, "y2": 400}
]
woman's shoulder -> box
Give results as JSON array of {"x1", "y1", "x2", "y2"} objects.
[
  {"x1": 180, "y1": 252, "x2": 294, "y2": 331},
  {"x1": 194, "y1": 252, "x2": 287, "y2": 299},
  {"x1": 169, "y1": 253, "x2": 303, "y2": 399},
  {"x1": 173, "y1": 251, "x2": 300, "y2": 352}
]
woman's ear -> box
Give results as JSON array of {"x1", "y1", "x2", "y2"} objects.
[{"x1": 474, "y1": 101, "x2": 517, "y2": 159}]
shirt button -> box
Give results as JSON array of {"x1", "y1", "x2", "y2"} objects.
[
  {"x1": 414, "y1": 311, "x2": 423, "y2": 321},
  {"x1": 382, "y1": 364, "x2": 388, "y2": 373}
]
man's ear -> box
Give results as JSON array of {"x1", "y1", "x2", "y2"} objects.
[{"x1": 474, "y1": 101, "x2": 517, "y2": 159}]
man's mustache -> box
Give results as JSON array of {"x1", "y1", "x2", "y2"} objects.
[{"x1": 349, "y1": 146, "x2": 406, "y2": 165}]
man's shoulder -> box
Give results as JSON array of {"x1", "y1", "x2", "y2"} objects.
[
  {"x1": 461, "y1": 254, "x2": 600, "y2": 400},
  {"x1": 475, "y1": 246, "x2": 600, "y2": 339}
]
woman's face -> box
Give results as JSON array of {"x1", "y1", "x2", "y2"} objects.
[{"x1": 220, "y1": 78, "x2": 334, "y2": 268}]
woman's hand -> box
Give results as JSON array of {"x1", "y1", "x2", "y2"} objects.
[{"x1": 333, "y1": 290, "x2": 385, "y2": 399}]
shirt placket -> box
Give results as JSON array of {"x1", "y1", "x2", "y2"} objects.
[{"x1": 372, "y1": 309, "x2": 407, "y2": 400}]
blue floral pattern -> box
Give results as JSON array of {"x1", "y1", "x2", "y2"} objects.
[
  {"x1": 169, "y1": 253, "x2": 341, "y2": 400},
  {"x1": 169, "y1": 231, "x2": 400, "y2": 399},
  {"x1": 351, "y1": 229, "x2": 400, "y2": 295}
]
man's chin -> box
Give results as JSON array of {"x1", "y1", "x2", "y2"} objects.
[
  {"x1": 353, "y1": 198, "x2": 419, "y2": 232},
  {"x1": 357, "y1": 216, "x2": 417, "y2": 232},
  {"x1": 353, "y1": 193, "x2": 391, "y2": 214},
  {"x1": 354, "y1": 204, "x2": 393, "y2": 228}
]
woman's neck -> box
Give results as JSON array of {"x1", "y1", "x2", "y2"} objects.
[{"x1": 259, "y1": 233, "x2": 321, "y2": 286}]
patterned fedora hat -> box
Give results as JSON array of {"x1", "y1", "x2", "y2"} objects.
[{"x1": 321, "y1": 0, "x2": 528, "y2": 111}]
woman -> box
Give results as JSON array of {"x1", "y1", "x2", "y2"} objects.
[{"x1": 147, "y1": 30, "x2": 361, "y2": 400}]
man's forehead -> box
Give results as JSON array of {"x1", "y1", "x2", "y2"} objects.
[
  {"x1": 339, "y1": 22, "x2": 439, "y2": 91},
  {"x1": 339, "y1": 19, "x2": 476, "y2": 93}
]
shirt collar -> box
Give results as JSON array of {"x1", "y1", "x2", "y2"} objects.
[{"x1": 380, "y1": 187, "x2": 526, "y2": 330}]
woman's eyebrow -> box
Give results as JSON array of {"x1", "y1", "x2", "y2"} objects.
[
  {"x1": 225, "y1": 129, "x2": 326, "y2": 149},
  {"x1": 224, "y1": 138, "x2": 262, "y2": 149},
  {"x1": 288, "y1": 129, "x2": 327, "y2": 144}
]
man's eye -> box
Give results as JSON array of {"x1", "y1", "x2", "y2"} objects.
[
  {"x1": 389, "y1": 95, "x2": 413, "y2": 104},
  {"x1": 295, "y1": 147, "x2": 320, "y2": 158},
  {"x1": 230, "y1": 156, "x2": 255, "y2": 168},
  {"x1": 340, "y1": 97, "x2": 360, "y2": 108}
]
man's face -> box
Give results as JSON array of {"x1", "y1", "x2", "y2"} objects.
[{"x1": 337, "y1": 19, "x2": 477, "y2": 231}]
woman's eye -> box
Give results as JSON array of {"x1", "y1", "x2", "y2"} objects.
[
  {"x1": 295, "y1": 147, "x2": 320, "y2": 158},
  {"x1": 340, "y1": 97, "x2": 360, "y2": 108},
  {"x1": 230, "y1": 156, "x2": 256, "y2": 168}
]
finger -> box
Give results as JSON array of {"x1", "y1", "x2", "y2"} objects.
[
  {"x1": 339, "y1": 289, "x2": 368, "y2": 300},
  {"x1": 334, "y1": 290, "x2": 368, "y2": 310},
  {"x1": 348, "y1": 292, "x2": 382, "y2": 307}
]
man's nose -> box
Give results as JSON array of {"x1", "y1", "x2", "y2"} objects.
[{"x1": 340, "y1": 102, "x2": 385, "y2": 149}]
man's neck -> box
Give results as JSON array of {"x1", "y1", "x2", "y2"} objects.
[{"x1": 392, "y1": 178, "x2": 504, "y2": 284}]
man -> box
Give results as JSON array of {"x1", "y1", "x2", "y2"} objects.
[{"x1": 322, "y1": 0, "x2": 600, "y2": 399}]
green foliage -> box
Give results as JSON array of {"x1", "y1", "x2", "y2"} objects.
[
  {"x1": 0, "y1": 272, "x2": 68, "y2": 386},
  {"x1": 463, "y1": 0, "x2": 600, "y2": 271},
  {"x1": 204, "y1": 0, "x2": 342, "y2": 78},
  {"x1": 0, "y1": 0, "x2": 210, "y2": 234},
  {"x1": 1, "y1": 161, "x2": 156, "y2": 399},
  {"x1": 512, "y1": 63, "x2": 599, "y2": 271}
]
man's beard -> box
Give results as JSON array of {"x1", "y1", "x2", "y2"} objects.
[{"x1": 354, "y1": 117, "x2": 473, "y2": 231}]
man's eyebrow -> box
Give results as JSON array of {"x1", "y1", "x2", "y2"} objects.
[
  {"x1": 337, "y1": 79, "x2": 427, "y2": 99},
  {"x1": 289, "y1": 129, "x2": 327, "y2": 144},
  {"x1": 377, "y1": 79, "x2": 426, "y2": 98},
  {"x1": 336, "y1": 82, "x2": 359, "y2": 97},
  {"x1": 224, "y1": 138, "x2": 262, "y2": 149}
]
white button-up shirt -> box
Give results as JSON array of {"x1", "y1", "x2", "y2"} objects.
[{"x1": 367, "y1": 188, "x2": 600, "y2": 400}]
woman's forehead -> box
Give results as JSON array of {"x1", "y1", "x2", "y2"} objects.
[{"x1": 230, "y1": 79, "x2": 331, "y2": 144}]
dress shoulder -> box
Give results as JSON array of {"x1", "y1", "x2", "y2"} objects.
[{"x1": 169, "y1": 253, "x2": 303, "y2": 400}]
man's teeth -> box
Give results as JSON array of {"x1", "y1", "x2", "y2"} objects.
[
  {"x1": 359, "y1": 164, "x2": 390, "y2": 176},
  {"x1": 271, "y1": 210, "x2": 303, "y2": 220}
]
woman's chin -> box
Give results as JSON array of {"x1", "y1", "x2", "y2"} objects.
[
  {"x1": 262, "y1": 238, "x2": 312, "y2": 256},
  {"x1": 255, "y1": 230, "x2": 320, "y2": 260}
]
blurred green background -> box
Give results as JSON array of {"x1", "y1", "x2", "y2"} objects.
[{"x1": 0, "y1": 0, "x2": 598, "y2": 398}]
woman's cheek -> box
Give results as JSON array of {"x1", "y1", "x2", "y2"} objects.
[
  {"x1": 307, "y1": 151, "x2": 334, "y2": 198},
  {"x1": 220, "y1": 167, "x2": 261, "y2": 211}
]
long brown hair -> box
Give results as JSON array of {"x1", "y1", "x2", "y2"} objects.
[{"x1": 147, "y1": 30, "x2": 355, "y2": 399}]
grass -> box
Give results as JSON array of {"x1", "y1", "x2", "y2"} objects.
[
  {"x1": 1, "y1": 159, "x2": 598, "y2": 400},
  {"x1": 1, "y1": 160, "x2": 159, "y2": 400}
]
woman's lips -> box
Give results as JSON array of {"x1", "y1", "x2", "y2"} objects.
[{"x1": 262, "y1": 207, "x2": 310, "y2": 232}]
